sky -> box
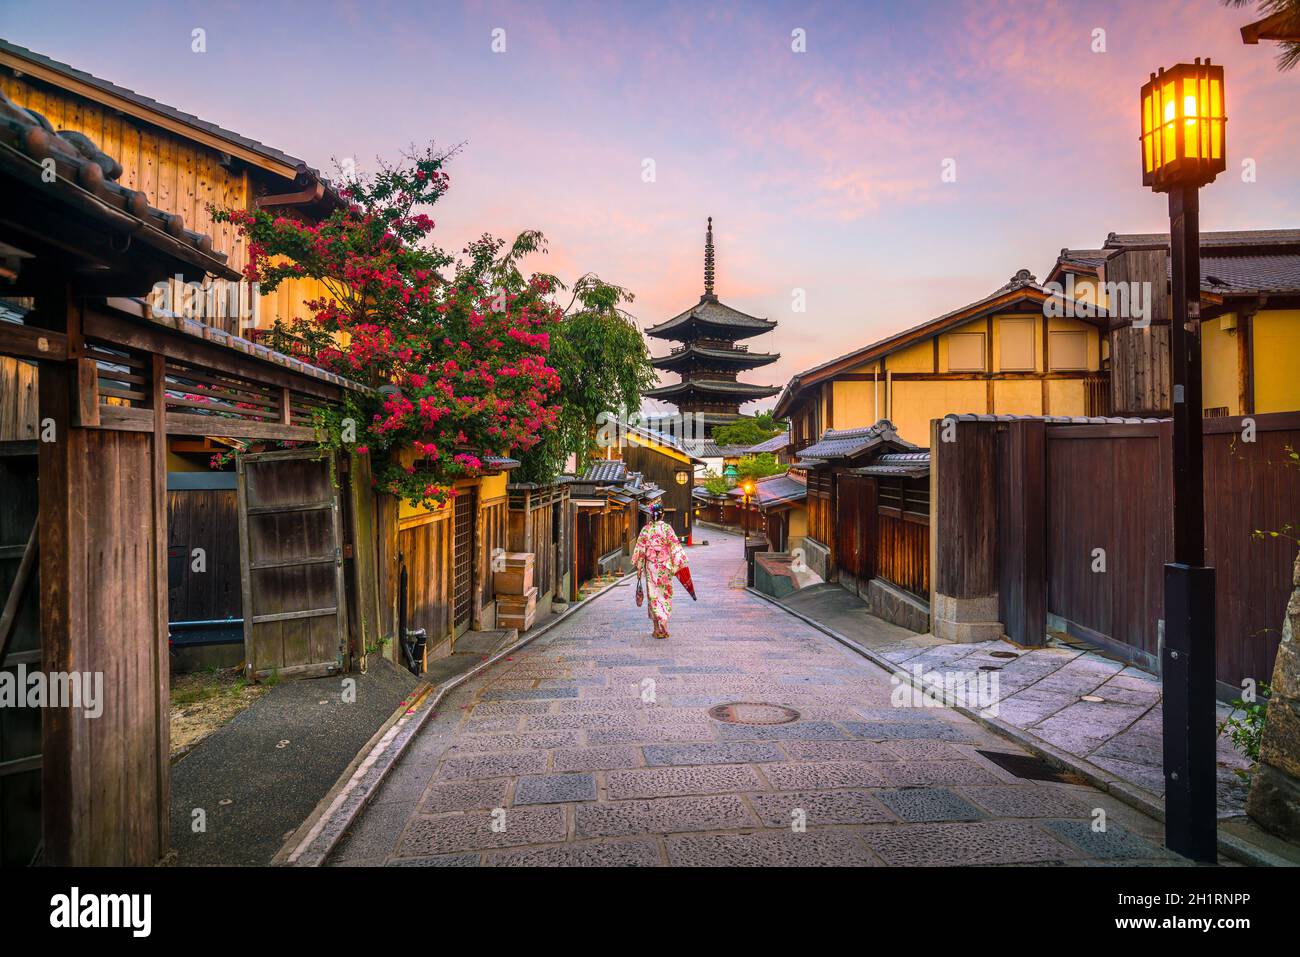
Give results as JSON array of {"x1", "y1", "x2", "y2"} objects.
[{"x1": 3, "y1": 0, "x2": 1297, "y2": 413}]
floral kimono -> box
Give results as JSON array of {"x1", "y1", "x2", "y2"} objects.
[{"x1": 632, "y1": 519, "x2": 688, "y2": 633}]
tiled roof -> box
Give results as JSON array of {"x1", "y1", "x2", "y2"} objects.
[
  {"x1": 651, "y1": 343, "x2": 779, "y2": 369},
  {"x1": 643, "y1": 378, "x2": 780, "y2": 400},
  {"x1": 1197, "y1": 254, "x2": 1300, "y2": 295},
  {"x1": 796, "y1": 420, "x2": 917, "y2": 461},
  {"x1": 1105, "y1": 229, "x2": 1300, "y2": 250},
  {"x1": 746, "y1": 432, "x2": 790, "y2": 454},
  {"x1": 728, "y1": 472, "x2": 807, "y2": 507},
  {"x1": 851, "y1": 451, "x2": 931, "y2": 478},
  {"x1": 579, "y1": 460, "x2": 628, "y2": 484},
  {"x1": 645, "y1": 296, "x2": 777, "y2": 340}
]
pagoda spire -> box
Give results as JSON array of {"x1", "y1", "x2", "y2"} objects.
[{"x1": 703, "y1": 216, "x2": 716, "y2": 300}]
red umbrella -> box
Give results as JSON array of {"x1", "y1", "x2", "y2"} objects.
[{"x1": 676, "y1": 566, "x2": 697, "y2": 600}]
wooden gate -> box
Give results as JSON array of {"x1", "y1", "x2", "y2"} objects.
[
  {"x1": 0, "y1": 446, "x2": 39, "y2": 866},
  {"x1": 452, "y1": 487, "x2": 476, "y2": 636},
  {"x1": 237, "y1": 449, "x2": 347, "y2": 679}
]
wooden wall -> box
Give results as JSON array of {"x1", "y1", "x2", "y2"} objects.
[
  {"x1": 624, "y1": 445, "x2": 692, "y2": 540},
  {"x1": 166, "y1": 486, "x2": 240, "y2": 623},
  {"x1": 397, "y1": 512, "x2": 452, "y2": 651},
  {"x1": 0, "y1": 358, "x2": 37, "y2": 442}
]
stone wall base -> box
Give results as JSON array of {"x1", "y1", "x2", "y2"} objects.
[
  {"x1": 867, "y1": 578, "x2": 930, "y2": 634},
  {"x1": 931, "y1": 592, "x2": 1004, "y2": 643},
  {"x1": 1246, "y1": 762, "x2": 1300, "y2": 843}
]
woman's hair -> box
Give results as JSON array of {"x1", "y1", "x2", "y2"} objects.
[{"x1": 649, "y1": 503, "x2": 664, "y2": 521}]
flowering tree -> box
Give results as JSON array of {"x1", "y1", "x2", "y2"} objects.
[{"x1": 213, "y1": 147, "x2": 564, "y2": 508}]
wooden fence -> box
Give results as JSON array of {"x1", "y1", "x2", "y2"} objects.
[{"x1": 936, "y1": 413, "x2": 1300, "y2": 689}]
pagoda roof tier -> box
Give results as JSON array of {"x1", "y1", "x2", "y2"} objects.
[
  {"x1": 643, "y1": 378, "x2": 780, "y2": 401},
  {"x1": 651, "y1": 343, "x2": 780, "y2": 372},
  {"x1": 645, "y1": 296, "x2": 777, "y2": 341}
]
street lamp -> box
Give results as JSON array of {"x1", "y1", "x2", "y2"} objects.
[{"x1": 1140, "y1": 57, "x2": 1226, "y2": 863}]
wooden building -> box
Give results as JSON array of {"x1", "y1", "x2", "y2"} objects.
[
  {"x1": 794, "y1": 421, "x2": 931, "y2": 632},
  {"x1": 773, "y1": 269, "x2": 1108, "y2": 452},
  {"x1": 726, "y1": 472, "x2": 807, "y2": 553},
  {"x1": 0, "y1": 99, "x2": 373, "y2": 865},
  {"x1": 1047, "y1": 229, "x2": 1300, "y2": 418},
  {"x1": 618, "y1": 425, "x2": 703, "y2": 542}
]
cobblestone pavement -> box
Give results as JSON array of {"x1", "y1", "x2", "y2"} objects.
[{"x1": 331, "y1": 530, "x2": 1188, "y2": 867}]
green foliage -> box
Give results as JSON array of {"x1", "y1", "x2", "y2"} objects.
[
  {"x1": 735, "y1": 452, "x2": 786, "y2": 482},
  {"x1": 712, "y1": 413, "x2": 787, "y2": 448},
  {"x1": 1224, "y1": 0, "x2": 1300, "y2": 71},
  {"x1": 1218, "y1": 684, "x2": 1271, "y2": 774},
  {"x1": 701, "y1": 470, "x2": 731, "y2": 496},
  {"x1": 515, "y1": 274, "x2": 654, "y2": 484}
]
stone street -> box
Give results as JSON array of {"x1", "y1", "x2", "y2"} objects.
[{"x1": 331, "y1": 530, "x2": 1185, "y2": 866}]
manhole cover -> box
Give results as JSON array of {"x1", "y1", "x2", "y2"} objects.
[{"x1": 708, "y1": 702, "x2": 801, "y2": 725}]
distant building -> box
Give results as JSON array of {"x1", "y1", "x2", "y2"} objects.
[{"x1": 643, "y1": 218, "x2": 779, "y2": 436}]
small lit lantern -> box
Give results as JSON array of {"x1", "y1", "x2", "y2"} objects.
[
  {"x1": 742, "y1": 481, "x2": 755, "y2": 497},
  {"x1": 675, "y1": 469, "x2": 690, "y2": 485},
  {"x1": 1140, "y1": 58, "x2": 1226, "y2": 192}
]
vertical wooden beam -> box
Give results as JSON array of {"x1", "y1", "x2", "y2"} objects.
[
  {"x1": 74, "y1": 357, "x2": 100, "y2": 427},
  {"x1": 149, "y1": 353, "x2": 170, "y2": 858},
  {"x1": 1041, "y1": 314, "x2": 1051, "y2": 414},
  {"x1": 1237, "y1": 305, "x2": 1256, "y2": 416}
]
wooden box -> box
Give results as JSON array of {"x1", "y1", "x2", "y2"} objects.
[
  {"x1": 496, "y1": 585, "x2": 538, "y2": 631},
  {"x1": 494, "y1": 552, "x2": 535, "y2": 596}
]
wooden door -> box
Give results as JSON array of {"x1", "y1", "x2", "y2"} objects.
[
  {"x1": 452, "y1": 487, "x2": 476, "y2": 637},
  {"x1": 237, "y1": 449, "x2": 347, "y2": 679},
  {"x1": 0, "y1": 447, "x2": 40, "y2": 866}
]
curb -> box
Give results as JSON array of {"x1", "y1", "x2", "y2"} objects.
[
  {"x1": 277, "y1": 571, "x2": 634, "y2": 867},
  {"x1": 746, "y1": 585, "x2": 1292, "y2": 868}
]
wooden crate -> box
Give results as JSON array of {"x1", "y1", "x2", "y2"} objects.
[
  {"x1": 497, "y1": 585, "x2": 538, "y2": 631},
  {"x1": 494, "y1": 551, "x2": 535, "y2": 596}
]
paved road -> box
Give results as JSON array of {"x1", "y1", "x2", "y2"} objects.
[{"x1": 331, "y1": 530, "x2": 1182, "y2": 866}]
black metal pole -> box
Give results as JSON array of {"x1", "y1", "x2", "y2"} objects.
[{"x1": 1161, "y1": 184, "x2": 1217, "y2": 862}]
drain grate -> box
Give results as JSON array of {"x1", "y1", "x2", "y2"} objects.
[
  {"x1": 976, "y1": 749, "x2": 1086, "y2": 784},
  {"x1": 989, "y1": 651, "x2": 1019, "y2": 659},
  {"x1": 708, "y1": 702, "x2": 801, "y2": 725}
]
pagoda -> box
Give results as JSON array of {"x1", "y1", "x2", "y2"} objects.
[{"x1": 643, "y1": 218, "x2": 779, "y2": 435}]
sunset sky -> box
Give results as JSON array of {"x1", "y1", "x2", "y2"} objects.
[{"x1": 3, "y1": 0, "x2": 1297, "y2": 412}]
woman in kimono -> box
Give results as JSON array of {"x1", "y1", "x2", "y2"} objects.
[{"x1": 632, "y1": 504, "x2": 690, "y2": 639}]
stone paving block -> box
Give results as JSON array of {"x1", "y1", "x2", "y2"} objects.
[
  {"x1": 747, "y1": 790, "x2": 895, "y2": 827},
  {"x1": 552, "y1": 698, "x2": 651, "y2": 713},
  {"x1": 643, "y1": 742, "x2": 784, "y2": 766},
  {"x1": 421, "y1": 778, "x2": 510, "y2": 814},
  {"x1": 575, "y1": 795, "x2": 754, "y2": 837},
  {"x1": 606, "y1": 764, "x2": 765, "y2": 800},
  {"x1": 782, "y1": 739, "x2": 899, "y2": 763},
  {"x1": 880, "y1": 740, "x2": 970, "y2": 761},
  {"x1": 514, "y1": 773, "x2": 598, "y2": 805},
  {"x1": 882, "y1": 760, "x2": 1003, "y2": 787},
  {"x1": 467, "y1": 700, "x2": 553, "y2": 716},
  {"x1": 1042, "y1": 820, "x2": 1174, "y2": 860},
  {"x1": 448, "y1": 730, "x2": 582, "y2": 753},
  {"x1": 460, "y1": 716, "x2": 522, "y2": 734},
  {"x1": 397, "y1": 805, "x2": 566, "y2": 856},
  {"x1": 843, "y1": 720, "x2": 974, "y2": 742},
  {"x1": 875, "y1": 788, "x2": 984, "y2": 822},
  {"x1": 552, "y1": 746, "x2": 644, "y2": 772},
  {"x1": 666, "y1": 829, "x2": 878, "y2": 866},
  {"x1": 660, "y1": 665, "x2": 742, "y2": 674},
  {"x1": 860, "y1": 820, "x2": 1080, "y2": 865},
  {"x1": 525, "y1": 713, "x2": 641, "y2": 731},
  {"x1": 436, "y1": 749, "x2": 549, "y2": 780},
  {"x1": 479, "y1": 687, "x2": 579, "y2": 701},
  {"x1": 586, "y1": 725, "x2": 719, "y2": 745},
  {"x1": 332, "y1": 800, "x2": 412, "y2": 862},
  {"x1": 486, "y1": 838, "x2": 663, "y2": 867},
  {"x1": 960, "y1": 785, "x2": 1096, "y2": 819},
  {"x1": 387, "y1": 853, "x2": 481, "y2": 867},
  {"x1": 712, "y1": 720, "x2": 851, "y2": 741},
  {"x1": 759, "y1": 761, "x2": 891, "y2": 790}
]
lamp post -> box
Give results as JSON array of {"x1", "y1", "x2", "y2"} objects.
[{"x1": 1140, "y1": 58, "x2": 1226, "y2": 862}]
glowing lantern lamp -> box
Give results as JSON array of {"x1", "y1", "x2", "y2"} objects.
[
  {"x1": 1142, "y1": 58, "x2": 1224, "y2": 865},
  {"x1": 1140, "y1": 59, "x2": 1226, "y2": 192}
]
